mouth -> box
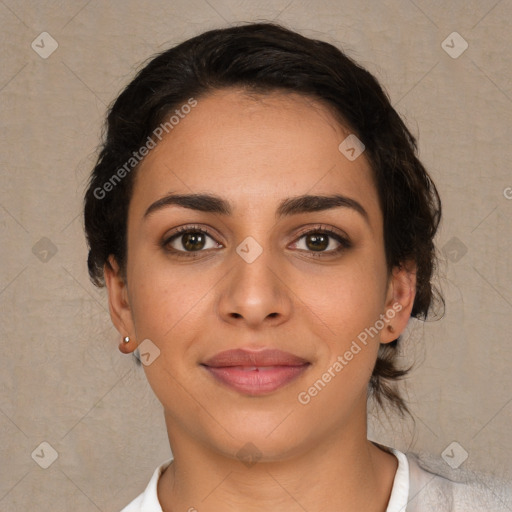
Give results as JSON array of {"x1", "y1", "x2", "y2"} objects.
[{"x1": 201, "y1": 348, "x2": 311, "y2": 396}]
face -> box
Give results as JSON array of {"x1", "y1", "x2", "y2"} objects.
[{"x1": 105, "y1": 88, "x2": 415, "y2": 461}]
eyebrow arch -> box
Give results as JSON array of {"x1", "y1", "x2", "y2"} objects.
[{"x1": 143, "y1": 192, "x2": 369, "y2": 224}]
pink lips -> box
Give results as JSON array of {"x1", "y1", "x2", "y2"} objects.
[{"x1": 201, "y1": 349, "x2": 310, "y2": 395}]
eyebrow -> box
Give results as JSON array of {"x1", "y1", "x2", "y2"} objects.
[{"x1": 143, "y1": 192, "x2": 369, "y2": 224}]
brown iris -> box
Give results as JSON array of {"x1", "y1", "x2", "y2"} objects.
[
  {"x1": 182, "y1": 232, "x2": 206, "y2": 251},
  {"x1": 305, "y1": 233, "x2": 329, "y2": 251}
]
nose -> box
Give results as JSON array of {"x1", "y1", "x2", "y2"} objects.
[{"x1": 216, "y1": 246, "x2": 293, "y2": 329}]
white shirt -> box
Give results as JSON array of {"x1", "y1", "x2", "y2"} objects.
[{"x1": 120, "y1": 446, "x2": 512, "y2": 511}]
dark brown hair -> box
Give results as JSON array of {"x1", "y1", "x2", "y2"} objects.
[{"x1": 84, "y1": 22, "x2": 442, "y2": 416}]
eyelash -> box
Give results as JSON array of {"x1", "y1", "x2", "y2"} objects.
[{"x1": 161, "y1": 224, "x2": 352, "y2": 259}]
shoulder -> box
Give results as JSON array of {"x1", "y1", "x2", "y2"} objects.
[{"x1": 405, "y1": 450, "x2": 512, "y2": 512}]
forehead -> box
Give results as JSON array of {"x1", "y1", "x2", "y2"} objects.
[{"x1": 131, "y1": 88, "x2": 380, "y2": 225}]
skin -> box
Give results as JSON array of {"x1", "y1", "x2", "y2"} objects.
[{"x1": 105, "y1": 88, "x2": 416, "y2": 512}]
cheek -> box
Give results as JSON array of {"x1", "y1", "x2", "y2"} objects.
[
  {"x1": 128, "y1": 259, "x2": 210, "y2": 344},
  {"x1": 294, "y1": 259, "x2": 387, "y2": 409},
  {"x1": 295, "y1": 251, "x2": 388, "y2": 345},
  {"x1": 126, "y1": 258, "x2": 211, "y2": 405}
]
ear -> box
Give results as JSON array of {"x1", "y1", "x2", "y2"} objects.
[
  {"x1": 104, "y1": 255, "x2": 136, "y2": 354},
  {"x1": 380, "y1": 261, "x2": 417, "y2": 344}
]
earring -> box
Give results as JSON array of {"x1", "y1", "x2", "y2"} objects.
[
  {"x1": 387, "y1": 325, "x2": 395, "y2": 333},
  {"x1": 123, "y1": 336, "x2": 130, "y2": 343}
]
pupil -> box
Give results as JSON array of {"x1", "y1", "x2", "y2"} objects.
[
  {"x1": 183, "y1": 232, "x2": 205, "y2": 251},
  {"x1": 306, "y1": 234, "x2": 328, "y2": 251}
]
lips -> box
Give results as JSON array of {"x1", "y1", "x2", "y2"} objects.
[
  {"x1": 203, "y1": 348, "x2": 309, "y2": 368},
  {"x1": 201, "y1": 349, "x2": 310, "y2": 395}
]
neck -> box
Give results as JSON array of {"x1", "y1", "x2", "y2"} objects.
[{"x1": 157, "y1": 410, "x2": 398, "y2": 512}]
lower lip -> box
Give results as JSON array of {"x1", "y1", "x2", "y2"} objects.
[{"x1": 203, "y1": 365, "x2": 309, "y2": 395}]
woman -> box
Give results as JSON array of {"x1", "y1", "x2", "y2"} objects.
[{"x1": 83, "y1": 22, "x2": 509, "y2": 512}]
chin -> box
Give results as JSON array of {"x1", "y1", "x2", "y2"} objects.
[{"x1": 203, "y1": 412, "x2": 317, "y2": 463}]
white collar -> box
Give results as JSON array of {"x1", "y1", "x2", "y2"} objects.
[
  {"x1": 121, "y1": 447, "x2": 410, "y2": 512},
  {"x1": 386, "y1": 448, "x2": 410, "y2": 512}
]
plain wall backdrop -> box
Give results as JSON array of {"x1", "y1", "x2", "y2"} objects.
[{"x1": 1, "y1": 1, "x2": 511, "y2": 510}]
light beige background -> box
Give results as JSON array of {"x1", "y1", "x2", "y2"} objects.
[{"x1": 1, "y1": 0, "x2": 511, "y2": 510}]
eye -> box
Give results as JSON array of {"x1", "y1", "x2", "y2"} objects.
[
  {"x1": 162, "y1": 226, "x2": 222, "y2": 254},
  {"x1": 161, "y1": 225, "x2": 350, "y2": 258},
  {"x1": 290, "y1": 227, "x2": 351, "y2": 256}
]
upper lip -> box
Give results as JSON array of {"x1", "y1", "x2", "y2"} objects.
[{"x1": 202, "y1": 349, "x2": 309, "y2": 368}]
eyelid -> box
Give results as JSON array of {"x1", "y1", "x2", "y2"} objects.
[
  {"x1": 292, "y1": 224, "x2": 350, "y2": 242},
  {"x1": 161, "y1": 225, "x2": 223, "y2": 255},
  {"x1": 289, "y1": 224, "x2": 352, "y2": 255},
  {"x1": 161, "y1": 223, "x2": 352, "y2": 257}
]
